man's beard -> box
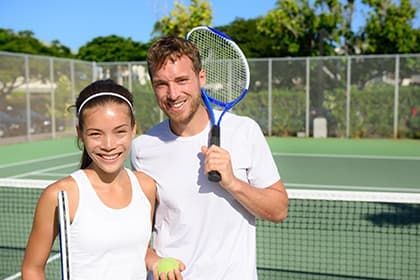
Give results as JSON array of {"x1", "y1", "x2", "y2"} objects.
[{"x1": 166, "y1": 94, "x2": 202, "y2": 126}]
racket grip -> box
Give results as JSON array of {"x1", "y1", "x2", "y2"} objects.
[
  {"x1": 208, "y1": 125, "x2": 221, "y2": 182},
  {"x1": 208, "y1": 170, "x2": 221, "y2": 182},
  {"x1": 210, "y1": 125, "x2": 220, "y2": 146}
]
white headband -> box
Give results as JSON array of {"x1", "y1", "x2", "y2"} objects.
[{"x1": 77, "y1": 92, "x2": 134, "y2": 116}]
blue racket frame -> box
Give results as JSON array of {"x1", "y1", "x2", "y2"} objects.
[{"x1": 189, "y1": 26, "x2": 250, "y2": 182}]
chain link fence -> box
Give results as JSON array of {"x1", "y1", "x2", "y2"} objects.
[{"x1": 1, "y1": 51, "x2": 419, "y2": 144}]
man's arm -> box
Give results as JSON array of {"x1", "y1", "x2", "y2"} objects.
[
  {"x1": 201, "y1": 145, "x2": 288, "y2": 223},
  {"x1": 222, "y1": 178, "x2": 288, "y2": 223}
]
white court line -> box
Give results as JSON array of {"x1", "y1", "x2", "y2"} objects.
[
  {"x1": 37, "y1": 172, "x2": 70, "y2": 177},
  {"x1": 285, "y1": 182, "x2": 418, "y2": 193},
  {"x1": 11, "y1": 162, "x2": 79, "y2": 179},
  {"x1": 3, "y1": 253, "x2": 60, "y2": 280},
  {"x1": 274, "y1": 152, "x2": 420, "y2": 161},
  {"x1": 0, "y1": 152, "x2": 80, "y2": 169}
]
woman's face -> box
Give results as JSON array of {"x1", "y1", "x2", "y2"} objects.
[{"x1": 78, "y1": 101, "x2": 135, "y2": 175}]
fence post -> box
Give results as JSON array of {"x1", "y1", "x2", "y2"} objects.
[
  {"x1": 128, "y1": 62, "x2": 133, "y2": 93},
  {"x1": 393, "y1": 55, "x2": 400, "y2": 139},
  {"x1": 24, "y1": 55, "x2": 31, "y2": 141},
  {"x1": 70, "y1": 60, "x2": 77, "y2": 128},
  {"x1": 49, "y1": 57, "x2": 56, "y2": 139},
  {"x1": 92, "y1": 61, "x2": 97, "y2": 81},
  {"x1": 305, "y1": 57, "x2": 310, "y2": 137},
  {"x1": 346, "y1": 56, "x2": 351, "y2": 138}
]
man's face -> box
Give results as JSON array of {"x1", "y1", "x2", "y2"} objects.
[{"x1": 151, "y1": 55, "x2": 205, "y2": 128}]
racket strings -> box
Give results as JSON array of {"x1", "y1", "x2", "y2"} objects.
[{"x1": 190, "y1": 30, "x2": 248, "y2": 105}]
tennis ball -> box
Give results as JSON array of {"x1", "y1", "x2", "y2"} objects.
[{"x1": 157, "y1": 257, "x2": 179, "y2": 274}]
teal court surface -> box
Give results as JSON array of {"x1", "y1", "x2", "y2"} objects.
[{"x1": 1, "y1": 137, "x2": 419, "y2": 279}]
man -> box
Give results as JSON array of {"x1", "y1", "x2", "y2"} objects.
[{"x1": 131, "y1": 36, "x2": 288, "y2": 280}]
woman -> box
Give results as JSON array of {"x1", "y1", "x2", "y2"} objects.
[{"x1": 21, "y1": 79, "x2": 156, "y2": 279}]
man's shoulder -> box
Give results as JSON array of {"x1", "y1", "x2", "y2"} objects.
[
  {"x1": 222, "y1": 111, "x2": 259, "y2": 129},
  {"x1": 145, "y1": 119, "x2": 169, "y2": 135},
  {"x1": 133, "y1": 120, "x2": 171, "y2": 145}
]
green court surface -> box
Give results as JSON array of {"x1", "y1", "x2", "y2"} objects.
[
  {"x1": 1, "y1": 137, "x2": 419, "y2": 191},
  {"x1": 0, "y1": 137, "x2": 79, "y2": 165},
  {"x1": 267, "y1": 137, "x2": 420, "y2": 156},
  {"x1": 268, "y1": 137, "x2": 420, "y2": 193},
  {"x1": 0, "y1": 137, "x2": 419, "y2": 279}
]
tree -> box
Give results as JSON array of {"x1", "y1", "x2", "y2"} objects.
[
  {"x1": 257, "y1": 0, "x2": 345, "y2": 57},
  {"x1": 77, "y1": 35, "x2": 149, "y2": 62},
  {"x1": 49, "y1": 40, "x2": 73, "y2": 58},
  {"x1": 0, "y1": 28, "x2": 73, "y2": 58},
  {"x1": 362, "y1": 0, "x2": 418, "y2": 54},
  {"x1": 256, "y1": 0, "x2": 349, "y2": 124},
  {"x1": 340, "y1": 0, "x2": 358, "y2": 54},
  {"x1": 216, "y1": 18, "x2": 278, "y2": 58},
  {"x1": 152, "y1": 0, "x2": 212, "y2": 37}
]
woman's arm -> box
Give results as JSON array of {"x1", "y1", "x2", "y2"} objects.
[{"x1": 21, "y1": 178, "x2": 74, "y2": 280}]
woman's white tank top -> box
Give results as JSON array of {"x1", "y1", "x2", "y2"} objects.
[{"x1": 69, "y1": 168, "x2": 151, "y2": 280}]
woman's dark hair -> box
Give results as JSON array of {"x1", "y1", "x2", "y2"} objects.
[{"x1": 74, "y1": 79, "x2": 135, "y2": 169}]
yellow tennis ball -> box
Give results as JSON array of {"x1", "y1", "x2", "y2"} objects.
[{"x1": 157, "y1": 257, "x2": 179, "y2": 274}]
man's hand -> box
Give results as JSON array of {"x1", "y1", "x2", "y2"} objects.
[{"x1": 201, "y1": 145, "x2": 238, "y2": 191}]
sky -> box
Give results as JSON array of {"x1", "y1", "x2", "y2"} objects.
[
  {"x1": 0, "y1": 0, "x2": 278, "y2": 52},
  {"x1": 0, "y1": 0, "x2": 418, "y2": 52}
]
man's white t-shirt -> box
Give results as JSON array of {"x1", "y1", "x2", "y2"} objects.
[{"x1": 131, "y1": 111, "x2": 280, "y2": 280}]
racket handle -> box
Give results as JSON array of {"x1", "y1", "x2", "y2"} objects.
[
  {"x1": 208, "y1": 170, "x2": 221, "y2": 182},
  {"x1": 210, "y1": 125, "x2": 220, "y2": 146},
  {"x1": 208, "y1": 125, "x2": 221, "y2": 182}
]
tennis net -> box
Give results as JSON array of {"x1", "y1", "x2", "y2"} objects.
[
  {"x1": 0, "y1": 179, "x2": 60, "y2": 280},
  {"x1": 1, "y1": 179, "x2": 419, "y2": 280},
  {"x1": 257, "y1": 188, "x2": 420, "y2": 280}
]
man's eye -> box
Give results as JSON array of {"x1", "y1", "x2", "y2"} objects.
[{"x1": 154, "y1": 82, "x2": 166, "y2": 88}]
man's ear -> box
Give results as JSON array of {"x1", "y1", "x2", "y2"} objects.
[{"x1": 199, "y1": 69, "x2": 206, "y2": 87}]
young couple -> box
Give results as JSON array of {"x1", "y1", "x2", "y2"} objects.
[{"x1": 22, "y1": 36, "x2": 288, "y2": 280}]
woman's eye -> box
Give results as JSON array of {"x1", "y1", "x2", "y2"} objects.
[{"x1": 88, "y1": 132, "x2": 100, "y2": 137}]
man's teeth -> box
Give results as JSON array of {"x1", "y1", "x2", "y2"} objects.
[{"x1": 171, "y1": 100, "x2": 185, "y2": 108}]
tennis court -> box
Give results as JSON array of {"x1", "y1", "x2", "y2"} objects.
[{"x1": 0, "y1": 137, "x2": 419, "y2": 279}]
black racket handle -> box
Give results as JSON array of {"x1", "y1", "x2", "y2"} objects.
[
  {"x1": 208, "y1": 125, "x2": 221, "y2": 182},
  {"x1": 208, "y1": 170, "x2": 221, "y2": 182},
  {"x1": 210, "y1": 125, "x2": 220, "y2": 146}
]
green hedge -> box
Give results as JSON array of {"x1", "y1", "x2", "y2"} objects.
[{"x1": 233, "y1": 84, "x2": 420, "y2": 138}]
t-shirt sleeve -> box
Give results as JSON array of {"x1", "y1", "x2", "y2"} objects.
[
  {"x1": 247, "y1": 120, "x2": 281, "y2": 188},
  {"x1": 130, "y1": 135, "x2": 160, "y2": 183},
  {"x1": 130, "y1": 138, "x2": 142, "y2": 171}
]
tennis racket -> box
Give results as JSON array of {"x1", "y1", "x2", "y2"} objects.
[
  {"x1": 186, "y1": 26, "x2": 250, "y2": 182},
  {"x1": 57, "y1": 190, "x2": 71, "y2": 280}
]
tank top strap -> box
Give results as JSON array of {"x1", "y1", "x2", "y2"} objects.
[
  {"x1": 125, "y1": 168, "x2": 150, "y2": 207},
  {"x1": 125, "y1": 168, "x2": 139, "y2": 195},
  {"x1": 70, "y1": 169, "x2": 87, "y2": 186},
  {"x1": 70, "y1": 169, "x2": 97, "y2": 198}
]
